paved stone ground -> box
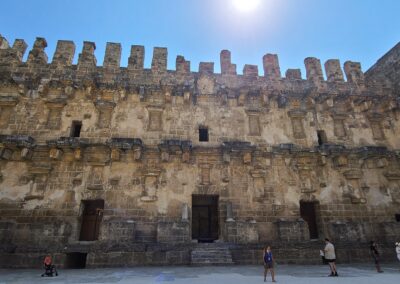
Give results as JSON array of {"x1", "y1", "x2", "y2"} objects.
[{"x1": 0, "y1": 264, "x2": 399, "y2": 283}]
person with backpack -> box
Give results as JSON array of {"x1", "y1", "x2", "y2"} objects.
[{"x1": 263, "y1": 246, "x2": 276, "y2": 282}]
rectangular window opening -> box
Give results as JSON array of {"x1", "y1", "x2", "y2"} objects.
[
  {"x1": 199, "y1": 128, "x2": 209, "y2": 142},
  {"x1": 71, "y1": 121, "x2": 82, "y2": 138}
]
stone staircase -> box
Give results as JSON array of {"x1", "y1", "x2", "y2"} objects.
[{"x1": 191, "y1": 243, "x2": 234, "y2": 265}]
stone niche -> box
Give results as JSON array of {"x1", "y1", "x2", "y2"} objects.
[
  {"x1": 342, "y1": 169, "x2": 366, "y2": 204},
  {"x1": 24, "y1": 165, "x2": 52, "y2": 201},
  {"x1": 141, "y1": 169, "x2": 162, "y2": 202},
  {"x1": 249, "y1": 169, "x2": 267, "y2": 201},
  {"x1": 0, "y1": 96, "x2": 18, "y2": 128},
  {"x1": 384, "y1": 171, "x2": 400, "y2": 204},
  {"x1": 86, "y1": 165, "x2": 104, "y2": 190},
  {"x1": 147, "y1": 107, "x2": 163, "y2": 131},
  {"x1": 45, "y1": 100, "x2": 66, "y2": 130},
  {"x1": 332, "y1": 113, "x2": 347, "y2": 138},
  {"x1": 368, "y1": 113, "x2": 385, "y2": 140},
  {"x1": 247, "y1": 111, "x2": 261, "y2": 136},
  {"x1": 199, "y1": 164, "x2": 211, "y2": 185},
  {"x1": 95, "y1": 100, "x2": 115, "y2": 129},
  {"x1": 299, "y1": 169, "x2": 316, "y2": 193},
  {"x1": 288, "y1": 110, "x2": 306, "y2": 139}
]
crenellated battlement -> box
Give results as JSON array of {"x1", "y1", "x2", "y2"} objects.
[
  {"x1": 0, "y1": 35, "x2": 373, "y2": 87},
  {"x1": 0, "y1": 35, "x2": 400, "y2": 269}
]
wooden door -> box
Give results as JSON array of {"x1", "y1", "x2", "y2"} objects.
[{"x1": 79, "y1": 200, "x2": 104, "y2": 241}]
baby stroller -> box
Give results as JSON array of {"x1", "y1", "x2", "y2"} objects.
[{"x1": 41, "y1": 255, "x2": 58, "y2": 277}]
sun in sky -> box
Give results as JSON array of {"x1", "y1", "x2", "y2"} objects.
[{"x1": 232, "y1": 0, "x2": 262, "y2": 12}]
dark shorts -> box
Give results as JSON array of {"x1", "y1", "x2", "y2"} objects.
[
  {"x1": 326, "y1": 258, "x2": 336, "y2": 263},
  {"x1": 372, "y1": 256, "x2": 379, "y2": 264},
  {"x1": 264, "y1": 262, "x2": 274, "y2": 269}
]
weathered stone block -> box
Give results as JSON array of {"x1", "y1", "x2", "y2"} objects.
[
  {"x1": 304, "y1": 57, "x2": 324, "y2": 82},
  {"x1": 243, "y1": 64, "x2": 258, "y2": 77},
  {"x1": 325, "y1": 59, "x2": 344, "y2": 82},
  {"x1": 344, "y1": 61, "x2": 364, "y2": 85},
  {"x1": 199, "y1": 62, "x2": 214, "y2": 74},
  {"x1": 103, "y1": 42, "x2": 121, "y2": 70},
  {"x1": 176, "y1": 55, "x2": 190, "y2": 74},
  {"x1": 27, "y1": 37, "x2": 48, "y2": 67},
  {"x1": 263, "y1": 53, "x2": 281, "y2": 80},
  {"x1": 77, "y1": 41, "x2": 97, "y2": 71},
  {"x1": 285, "y1": 68, "x2": 302, "y2": 80},
  {"x1": 51, "y1": 40, "x2": 75, "y2": 69},
  {"x1": 220, "y1": 50, "x2": 236, "y2": 75},
  {"x1": 128, "y1": 45, "x2": 144, "y2": 70},
  {"x1": 151, "y1": 47, "x2": 167, "y2": 72}
]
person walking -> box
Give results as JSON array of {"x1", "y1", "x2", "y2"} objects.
[
  {"x1": 396, "y1": 242, "x2": 400, "y2": 266},
  {"x1": 370, "y1": 241, "x2": 383, "y2": 273},
  {"x1": 324, "y1": 238, "x2": 338, "y2": 277},
  {"x1": 263, "y1": 246, "x2": 276, "y2": 282}
]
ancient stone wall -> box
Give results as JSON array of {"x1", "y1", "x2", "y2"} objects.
[
  {"x1": 0, "y1": 35, "x2": 399, "y2": 267},
  {"x1": 365, "y1": 42, "x2": 400, "y2": 95}
]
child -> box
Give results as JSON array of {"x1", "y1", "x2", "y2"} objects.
[
  {"x1": 263, "y1": 246, "x2": 276, "y2": 282},
  {"x1": 41, "y1": 255, "x2": 58, "y2": 277}
]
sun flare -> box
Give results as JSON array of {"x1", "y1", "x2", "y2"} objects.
[{"x1": 233, "y1": 0, "x2": 261, "y2": 12}]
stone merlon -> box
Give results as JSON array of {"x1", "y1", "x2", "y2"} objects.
[{"x1": 0, "y1": 35, "x2": 395, "y2": 85}]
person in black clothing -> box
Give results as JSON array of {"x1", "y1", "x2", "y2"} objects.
[{"x1": 370, "y1": 241, "x2": 383, "y2": 273}]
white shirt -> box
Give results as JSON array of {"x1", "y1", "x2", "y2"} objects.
[
  {"x1": 324, "y1": 242, "x2": 336, "y2": 260},
  {"x1": 396, "y1": 246, "x2": 400, "y2": 255}
]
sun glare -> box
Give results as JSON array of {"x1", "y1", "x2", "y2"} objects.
[{"x1": 233, "y1": 0, "x2": 262, "y2": 12}]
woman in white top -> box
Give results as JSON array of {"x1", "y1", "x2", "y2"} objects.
[
  {"x1": 324, "y1": 238, "x2": 338, "y2": 277},
  {"x1": 396, "y1": 242, "x2": 400, "y2": 262}
]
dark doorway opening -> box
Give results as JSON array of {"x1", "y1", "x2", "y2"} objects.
[
  {"x1": 71, "y1": 121, "x2": 82, "y2": 138},
  {"x1": 199, "y1": 128, "x2": 209, "y2": 142},
  {"x1": 192, "y1": 195, "x2": 219, "y2": 242},
  {"x1": 65, "y1": 252, "x2": 87, "y2": 269},
  {"x1": 300, "y1": 201, "x2": 319, "y2": 239},
  {"x1": 396, "y1": 214, "x2": 400, "y2": 222},
  {"x1": 79, "y1": 200, "x2": 104, "y2": 241},
  {"x1": 317, "y1": 130, "x2": 327, "y2": 146}
]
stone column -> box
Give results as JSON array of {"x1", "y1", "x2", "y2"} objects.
[
  {"x1": 182, "y1": 203, "x2": 189, "y2": 222},
  {"x1": 226, "y1": 202, "x2": 235, "y2": 222}
]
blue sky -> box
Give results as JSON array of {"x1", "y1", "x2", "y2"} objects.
[{"x1": 1, "y1": 0, "x2": 399, "y2": 77}]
